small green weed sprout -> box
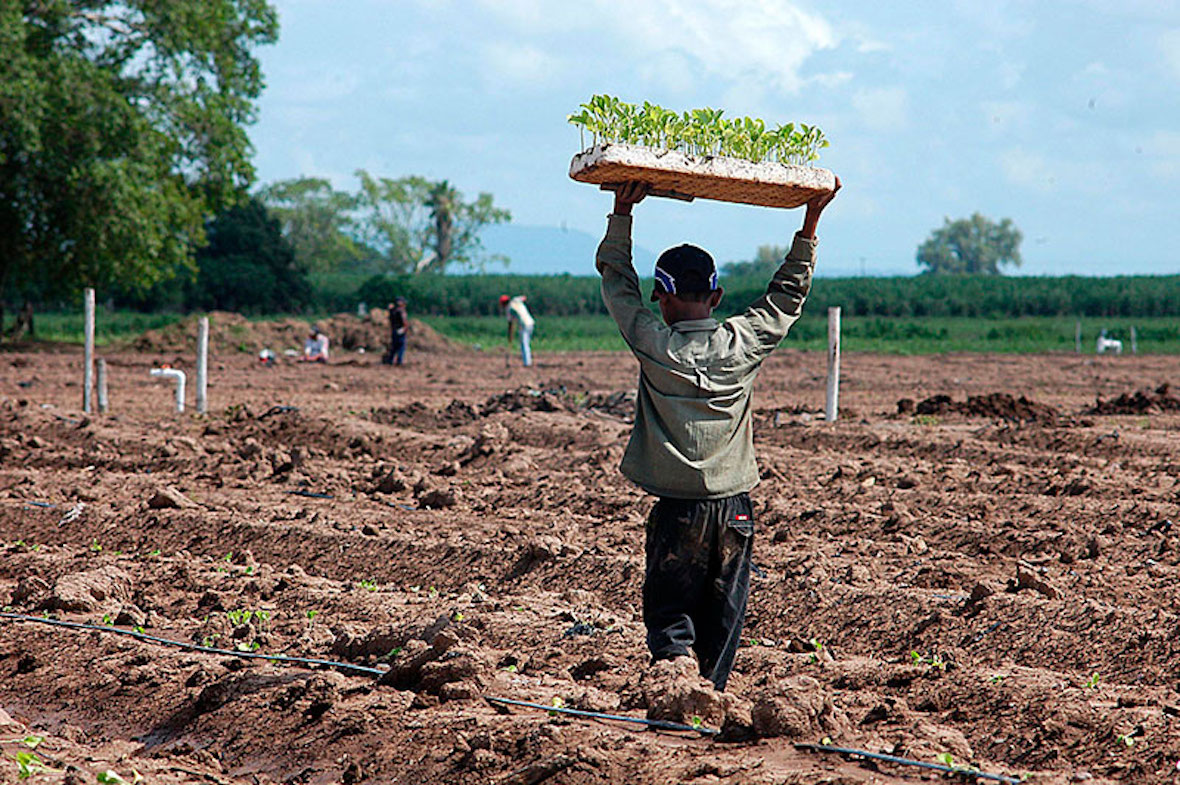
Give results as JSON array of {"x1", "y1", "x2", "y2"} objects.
[
  {"x1": 358, "y1": 579, "x2": 378, "y2": 592},
  {"x1": 89, "y1": 539, "x2": 102, "y2": 553},
  {"x1": 1085, "y1": 672, "x2": 1100, "y2": 689},
  {"x1": 808, "y1": 638, "x2": 825, "y2": 664},
  {"x1": 690, "y1": 715, "x2": 703, "y2": 729},
  {"x1": 12, "y1": 750, "x2": 55, "y2": 779},
  {"x1": 306, "y1": 610, "x2": 319, "y2": 621}
]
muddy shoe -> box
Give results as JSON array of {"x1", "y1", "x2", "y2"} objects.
[{"x1": 640, "y1": 656, "x2": 727, "y2": 728}]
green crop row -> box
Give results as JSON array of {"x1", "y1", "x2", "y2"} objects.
[{"x1": 568, "y1": 94, "x2": 829, "y2": 165}]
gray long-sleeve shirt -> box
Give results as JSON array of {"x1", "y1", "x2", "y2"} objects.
[{"x1": 596, "y1": 213, "x2": 818, "y2": 499}]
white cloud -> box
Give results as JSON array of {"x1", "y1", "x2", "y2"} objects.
[
  {"x1": 1142, "y1": 130, "x2": 1180, "y2": 179},
  {"x1": 851, "y1": 87, "x2": 908, "y2": 132},
  {"x1": 1161, "y1": 29, "x2": 1180, "y2": 82},
  {"x1": 980, "y1": 100, "x2": 1029, "y2": 133},
  {"x1": 476, "y1": 0, "x2": 840, "y2": 95},
  {"x1": 274, "y1": 66, "x2": 361, "y2": 103},
  {"x1": 480, "y1": 42, "x2": 564, "y2": 89},
  {"x1": 998, "y1": 148, "x2": 1057, "y2": 192}
]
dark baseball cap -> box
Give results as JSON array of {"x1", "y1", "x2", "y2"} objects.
[{"x1": 651, "y1": 244, "x2": 719, "y2": 301}]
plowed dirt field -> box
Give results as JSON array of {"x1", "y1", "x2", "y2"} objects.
[{"x1": 2, "y1": 344, "x2": 1179, "y2": 784}]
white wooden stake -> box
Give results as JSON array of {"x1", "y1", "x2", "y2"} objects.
[
  {"x1": 196, "y1": 316, "x2": 209, "y2": 414},
  {"x1": 83, "y1": 288, "x2": 95, "y2": 413},
  {"x1": 1131, "y1": 325, "x2": 1138, "y2": 355},
  {"x1": 825, "y1": 306, "x2": 841, "y2": 423},
  {"x1": 1075, "y1": 320, "x2": 1082, "y2": 354},
  {"x1": 97, "y1": 358, "x2": 108, "y2": 414}
]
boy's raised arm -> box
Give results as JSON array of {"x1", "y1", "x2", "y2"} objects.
[{"x1": 595, "y1": 183, "x2": 666, "y2": 355}]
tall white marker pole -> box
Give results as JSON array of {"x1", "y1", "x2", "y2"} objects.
[
  {"x1": 97, "y1": 358, "x2": 108, "y2": 414},
  {"x1": 1075, "y1": 320, "x2": 1082, "y2": 354},
  {"x1": 1131, "y1": 325, "x2": 1138, "y2": 355},
  {"x1": 83, "y1": 288, "x2": 95, "y2": 413},
  {"x1": 825, "y1": 306, "x2": 841, "y2": 423},
  {"x1": 196, "y1": 316, "x2": 209, "y2": 414}
]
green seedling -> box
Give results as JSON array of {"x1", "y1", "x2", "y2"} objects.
[
  {"x1": 990, "y1": 674, "x2": 1005, "y2": 685},
  {"x1": 11, "y1": 750, "x2": 54, "y2": 779},
  {"x1": 452, "y1": 611, "x2": 465, "y2": 622},
  {"x1": 102, "y1": 613, "x2": 114, "y2": 626},
  {"x1": 808, "y1": 638, "x2": 825, "y2": 664},
  {"x1": 134, "y1": 626, "x2": 145, "y2": 634},
  {"x1": 245, "y1": 565, "x2": 254, "y2": 575},
  {"x1": 146, "y1": 549, "x2": 161, "y2": 557},
  {"x1": 427, "y1": 586, "x2": 439, "y2": 598},
  {"x1": 358, "y1": 579, "x2": 378, "y2": 592},
  {"x1": 821, "y1": 736, "x2": 833, "y2": 746},
  {"x1": 235, "y1": 641, "x2": 261, "y2": 652},
  {"x1": 1116, "y1": 733, "x2": 1136, "y2": 747},
  {"x1": 96, "y1": 771, "x2": 128, "y2": 784},
  {"x1": 547, "y1": 696, "x2": 566, "y2": 716},
  {"x1": 910, "y1": 651, "x2": 947, "y2": 670},
  {"x1": 1085, "y1": 672, "x2": 1100, "y2": 689},
  {"x1": 690, "y1": 715, "x2": 703, "y2": 730},
  {"x1": 502, "y1": 664, "x2": 518, "y2": 673},
  {"x1": 568, "y1": 94, "x2": 829, "y2": 165},
  {"x1": 914, "y1": 414, "x2": 940, "y2": 426},
  {"x1": 223, "y1": 552, "x2": 233, "y2": 562},
  {"x1": 202, "y1": 634, "x2": 220, "y2": 647},
  {"x1": 306, "y1": 610, "x2": 319, "y2": 621},
  {"x1": 89, "y1": 539, "x2": 102, "y2": 553}
]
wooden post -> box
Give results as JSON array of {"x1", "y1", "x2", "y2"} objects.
[
  {"x1": 1131, "y1": 326, "x2": 1138, "y2": 355},
  {"x1": 83, "y1": 288, "x2": 95, "y2": 413},
  {"x1": 196, "y1": 316, "x2": 209, "y2": 414},
  {"x1": 97, "y1": 358, "x2": 108, "y2": 414},
  {"x1": 1075, "y1": 320, "x2": 1082, "y2": 354},
  {"x1": 825, "y1": 306, "x2": 841, "y2": 423}
]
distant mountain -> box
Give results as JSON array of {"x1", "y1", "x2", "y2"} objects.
[{"x1": 481, "y1": 223, "x2": 655, "y2": 276}]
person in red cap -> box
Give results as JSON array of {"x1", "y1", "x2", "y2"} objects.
[
  {"x1": 595, "y1": 178, "x2": 840, "y2": 701},
  {"x1": 500, "y1": 294, "x2": 534, "y2": 366}
]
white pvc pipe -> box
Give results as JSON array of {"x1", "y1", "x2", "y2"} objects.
[
  {"x1": 825, "y1": 306, "x2": 841, "y2": 423},
  {"x1": 196, "y1": 316, "x2": 209, "y2": 414},
  {"x1": 83, "y1": 288, "x2": 95, "y2": 413},
  {"x1": 150, "y1": 368, "x2": 186, "y2": 413},
  {"x1": 97, "y1": 358, "x2": 108, "y2": 414}
]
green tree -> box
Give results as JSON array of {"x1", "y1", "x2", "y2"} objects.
[
  {"x1": 354, "y1": 170, "x2": 511, "y2": 274},
  {"x1": 721, "y1": 244, "x2": 790, "y2": 278},
  {"x1": 258, "y1": 177, "x2": 369, "y2": 273},
  {"x1": 188, "y1": 196, "x2": 311, "y2": 312},
  {"x1": 0, "y1": 0, "x2": 278, "y2": 325},
  {"x1": 916, "y1": 213, "x2": 1023, "y2": 275}
]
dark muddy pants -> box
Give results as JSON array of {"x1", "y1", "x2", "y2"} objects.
[{"x1": 643, "y1": 493, "x2": 753, "y2": 691}]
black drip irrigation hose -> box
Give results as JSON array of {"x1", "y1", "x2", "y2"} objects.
[
  {"x1": 795, "y1": 742, "x2": 1023, "y2": 784},
  {"x1": 486, "y1": 696, "x2": 718, "y2": 736},
  {"x1": 0, "y1": 612, "x2": 385, "y2": 678}
]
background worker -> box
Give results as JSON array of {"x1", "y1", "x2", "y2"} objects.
[
  {"x1": 301, "y1": 325, "x2": 330, "y2": 363},
  {"x1": 386, "y1": 297, "x2": 409, "y2": 366},
  {"x1": 500, "y1": 294, "x2": 535, "y2": 367},
  {"x1": 597, "y1": 178, "x2": 840, "y2": 699}
]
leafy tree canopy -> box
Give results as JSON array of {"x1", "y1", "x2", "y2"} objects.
[
  {"x1": 0, "y1": 0, "x2": 278, "y2": 306},
  {"x1": 353, "y1": 170, "x2": 510, "y2": 274},
  {"x1": 189, "y1": 196, "x2": 311, "y2": 313},
  {"x1": 257, "y1": 177, "x2": 370, "y2": 274},
  {"x1": 721, "y1": 244, "x2": 790, "y2": 278},
  {"x1": 916, "y1": 213, "x2": 1023, "y2": 275}
]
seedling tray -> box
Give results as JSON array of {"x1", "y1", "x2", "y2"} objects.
[{"x1": 570, "y1": 143, "x2": 836, "y2": 209}]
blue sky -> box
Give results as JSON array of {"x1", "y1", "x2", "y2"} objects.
[{"x1": 250, "y1": 0, "x2": 1180, "y2": 277}]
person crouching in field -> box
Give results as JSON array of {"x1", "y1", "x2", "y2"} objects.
[
  {"x1": 301, "y1": 325, "x2": 330, "y2": 363},
  {"x1": 596, "y1": 179, "x2": 840, "y2": 699}
]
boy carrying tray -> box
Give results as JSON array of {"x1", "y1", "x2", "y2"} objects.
[{"x1": 595, "y1": 179, "x2": 840, "y2": 703}]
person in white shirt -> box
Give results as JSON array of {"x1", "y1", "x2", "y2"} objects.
[
  {"x1": 301, "y1": 326, "x2": 329, "y2": 363},
  {"x1": 499, "y1": 294, "x2": 535, "y2": 367}
]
